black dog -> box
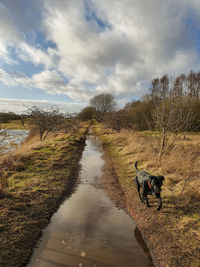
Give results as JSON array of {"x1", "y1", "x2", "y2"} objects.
[{"x1": 134, "y1": 161, "x2": 164, "y2": 211}]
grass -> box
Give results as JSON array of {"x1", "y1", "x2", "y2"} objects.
[
  {"x1": 0, "y1": 122, "x2": 88, "y2": 267},
  {"x1": 2, "y1": 119, "x2": 30, "y2": 130},
  {"x1": 94, "y1": 124, "x2": 200, "y2": 267}
]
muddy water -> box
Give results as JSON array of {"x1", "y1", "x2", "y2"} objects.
[{"x1": 27, "y1": 134, "x2": 153, "y2": 267}]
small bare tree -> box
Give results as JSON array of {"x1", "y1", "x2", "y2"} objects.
[
  {"x1": 20, "y1": 114, "x2": 28, "y2": 127},
  {"x1": 78, "y1": 106, "x2": 95, "y2": 121},
  {"x1": 90, "y1": 93, "x2": 117, "y2": 122},
  {"x1": 105, "y1": 110, "x2": 130, "y2": 132},
  {"x1": 150, "y1": 75, "x2": 193, "y2": 161},
  {"x1": 28, "y1": 106, "x2": 65, "y2": 141},
  {"x1": 62, "y1": 113, "x2": 81, "y2": 133}
]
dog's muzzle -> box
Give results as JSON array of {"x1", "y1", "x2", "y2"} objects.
[{"x1": 155, "y1": 188, "x2": 161, "y2": 193}]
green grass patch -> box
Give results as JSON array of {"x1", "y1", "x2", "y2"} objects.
[
  {"x1": 55, "y1": 138, "x2": 66, "y2": 142},
  {"x1": 3, "y1": 119, "x2": 30, "y2": 130}
]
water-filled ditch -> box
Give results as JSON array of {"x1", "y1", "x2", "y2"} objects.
[{"x1": 27, "y1": 133, "x2": 153, "y2": 267}]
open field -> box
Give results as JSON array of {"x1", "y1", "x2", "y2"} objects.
[
  {"x1": 0, "y1": 123, "x2": 88, "y2": 266},
  {"x1": 95, "y1": 124, "x2": 200, "y2": 267},
  {"x1": 1, "y1": 119, "x2": 30, "y2": 130}
]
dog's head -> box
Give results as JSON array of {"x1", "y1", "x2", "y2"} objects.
[{"x1": 149, "y1": 175, "x2": 164, "y2": 193}]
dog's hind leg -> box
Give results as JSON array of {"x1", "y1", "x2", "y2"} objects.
[{"x1": 135, "y1": 177, "x2": 143, "y2": 203}]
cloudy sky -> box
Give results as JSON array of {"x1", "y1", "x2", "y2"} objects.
[{"x1": 0, "y1": 0, "x2": 200, "y2": 113}]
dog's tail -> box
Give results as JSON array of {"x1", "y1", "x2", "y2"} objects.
[{"x1": 135, "y1": 161, "x2": 138, "y2": 172}]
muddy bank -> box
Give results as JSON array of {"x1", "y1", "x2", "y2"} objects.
[
  {"x1": 101, "y1": 154, "x2": 164, "y2": 267},
  {"x1": 0, "y1": 129, "x2": 87, "y2": 267}
]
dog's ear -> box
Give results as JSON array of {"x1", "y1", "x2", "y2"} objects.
[
  {"x1": 160, "y1": 176, "x2": 165, "y2": 181},
  {"x1": 149, "y1": 175, "x2": 154, "y2": 180}
]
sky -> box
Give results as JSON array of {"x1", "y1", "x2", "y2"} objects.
[{"x1": 1, "y1": 0, "x2": 200, "y2": 113}]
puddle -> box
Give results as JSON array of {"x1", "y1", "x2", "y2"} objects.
[
  {"x1": 0, "y1": 129, "x2": 29, "y2": 153},
  {"x1": 27, "y1": 134, "x2": 153, "y2": 267}
]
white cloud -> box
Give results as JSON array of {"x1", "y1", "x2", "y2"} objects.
[
  {"x1": 0, "y1": 69, "x2": 17, "y2": 86},
  {"x1": 16, "y1": 43, "x2": 54, "y2": 68},
  {"x1": 0, "y1": 0, "x2": 200, "y2": 103},
  {"x1": 0, "y1": 2, "x2": 56, "y2": 70},
  {"x1": 0, "y1": 68, "x2": 94, "y2": 102},
  {"x1": 40, "y1": 0, "x2": 200, "y2": 99},
  {"x1": 0, "y1": 98, "x2": 84, "y2": 114}
]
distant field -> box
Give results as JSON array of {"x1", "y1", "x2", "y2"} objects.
[{"x1": 2, "y1": 119, "x2": 30, "y2": 130}]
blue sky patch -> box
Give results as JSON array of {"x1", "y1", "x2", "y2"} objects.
[
  {"x1": 24, "y1": 31, "x2": 57, "y2": 51},
  {"x1": 83, "y1": 0, "x2": 111, "y2": 32},
  {"x1": 0, "y1": 82, "x2": 73, "y2": 103},
  {"x1": 3, "y1": 60, "x2": 43, "y2": 78}
]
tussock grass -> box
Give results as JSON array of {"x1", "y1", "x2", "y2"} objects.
[{"x1": 95, "y1": 124, "x2": 200, "y2": 267}]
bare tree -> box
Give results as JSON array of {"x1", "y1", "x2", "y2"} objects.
[
  {"x1": 62, "y1": 113, "x2": 82, "y2": 133},
  {"x1": 90, "y1": 93, "x2": 117, "y2": 122},
  {"x1": 20, "y1": 114, "x2": 28, "y2": 127},
  {"x1": 150, "y1": 75, "x2": 193, "y2": 161},
  {"x1": 124, "y1": 99, "x2": 154, "y2": 130},
  {"x1": 105, "y1": 110, "x2": 131, "y2": 132},
  {"x1": 187, "y1": 70, "x2": 200, "y2": 99},
  {"x1": 28, "y1": 106, "x2": 65, "y2": 141},
  {"x1": 78, "y1": 106, "x2": 95, "y2": 121}
]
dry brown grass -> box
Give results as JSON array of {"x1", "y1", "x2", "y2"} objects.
[
  {"x1": 0, "y1": 130, "x2": 43, "y2": 195},
  {"x1": 3, "y1": 119, "x2": 30, "y2": 130},
  {"x1": 95, "y1": 124, "x2": 200, "y2": 266},
  {"x1": 0, "y1": 125, "x2": 81, "y2": 198},
  {"x1": 99, "y1": 127, "x2": 200, "y2": 205}
]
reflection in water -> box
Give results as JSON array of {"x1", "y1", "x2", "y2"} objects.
[
  {"x1": 134, "y1": 228, "x2": 153, "y2": 261},
  {"x1": 27, "y1": 135, "x2": 153, "y2": 267}
]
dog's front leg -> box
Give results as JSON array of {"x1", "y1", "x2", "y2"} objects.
[
  {"x1": 142, "y1": 183, "x2": 150, "y2": 207},
  {"x1": 156, "y1": 193, "x2": 162, "y2": 211},
  {"x1": 142, "y1": 189, "x2": 150, "y2": 207}
]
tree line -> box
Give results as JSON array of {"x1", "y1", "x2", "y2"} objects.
[
  {"x1": 79, "y1": 70, "x2": 200, "y2": 134},
  {"x1": 1, "y1": 69, "x2": 200, "y2": 146},
  {"x1": 79, "y1": 70, "x2": 200, "y2": 160},
  {"x1": 0, "y1": 112, "x2": 22, "y2": 123}
]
